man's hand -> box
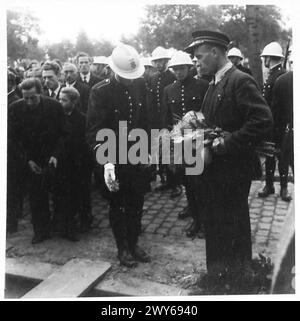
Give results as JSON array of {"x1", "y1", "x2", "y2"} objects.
[
  {"x1": 212, "y1": 137, "x2": 226, "y2": 155},
  {"x1": 49, "y1": 156, "x2": 58, "y2": 168},
  {"x1": 28, "y1": 160, "x2": 42, "y2": 174},
  {"x1": 104, "y1": 163, "x2": 116, "y2": 192}
]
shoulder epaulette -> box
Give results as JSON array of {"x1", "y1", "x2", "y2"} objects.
[{"x1": 93, "y1": 78, "x2": 110, "y2": 90}]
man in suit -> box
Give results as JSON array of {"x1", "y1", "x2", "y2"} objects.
[
  {"x1": 42, "y1": 61, "x2": 64, "y2": 99},
  {"x1": 8, "y1": 78, "x2": 68, "y2": 244},
  {"x1": 62, "y1": 63, "x2": 90, "y2": 114},
  {"x1": 162, "y1": 51, "x2": 209, "y2": 236},
  {"x1": 148, "y1": 46, "x2": 182, "y2": 197},
  {"x1": 185, "y1": 30, "x2": 273, "y2": 286},
  {"x1": 86, "y1": 44, "x2": 151, "y2": 268},
  {"x1": 76, "y1": 52, "x2": 101, "y2": 89},
  {"x1": 258, "y1": 42, "x2": 290, "y2": 201}
]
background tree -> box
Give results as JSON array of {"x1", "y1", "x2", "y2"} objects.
[{"x1": 7, "y1": 9, "x2": 45, "y2": 62}]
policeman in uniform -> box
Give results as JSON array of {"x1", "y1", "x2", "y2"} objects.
[
  {"x1": 185, "y1": 30, "x2": 273, "y2": 285},
  {"x1": 86, "y1": 44, "x2": 151, "y2": 268},
  {"x1": 162, "y1": 51, "x2": 208, "y2": 236},
  {"x1": 149, "y1": 46, "x2": 182, "y2": 197},
  {"x1": 227, "y1": 47, "x2": 252, "y2": 75},
  {"x1": 258, "y1": 42, "x2": 291, "y2": 201}
]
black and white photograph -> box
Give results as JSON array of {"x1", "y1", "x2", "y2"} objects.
[{"x1": 1, "y1": 0, "x2": 297, "y2": 301}]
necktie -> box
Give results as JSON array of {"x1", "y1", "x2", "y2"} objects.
[
  {"x1": 50, "y1": 91, "x2": 55, "y2": 98},
  {"x1": 83, "y1": 76, "x2": 87, "y2": 84}
]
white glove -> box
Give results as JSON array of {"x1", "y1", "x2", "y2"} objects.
[{"x1": 104, "y1": 163, "x2": 116, "y2": 191}]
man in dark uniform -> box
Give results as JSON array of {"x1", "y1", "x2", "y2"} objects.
[
  {"x1": 59, "y1": 87, "x2": 94, "y2": 239},
  {"x1": 185, "y1": 30, "x2": 273, "y2": 285},
  {"x1": 258, "y1": 42, "x2": 291, "y2": 201},
  {"x1": 227, "y1": 47, "x2": 252, "y2": 75},
  {"x1": 272, "y1": 69, "x2": 293, "y2": 174},
  {"x1": 76, "y1": 52, "x2": 101, "y2": 89},
  {"x1": 8, "y1": 78, "x2": 67, "y2": 244},
  {"x1": 62, "y1": 63, "x2": 90, "y2": 114},
  {"x1": 162, "y1": 51, "x2": 208, "y2": 236},
  {"x1": 86, "y1": 44, "x2": 151, "y2": 268},
  {"x1": 148, "y1": 46, "x2": 182, "y2": 197}
]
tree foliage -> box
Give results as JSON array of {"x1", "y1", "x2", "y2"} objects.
[{"x1": 7, "y1": 9, "x2": 44, "y2": 62}]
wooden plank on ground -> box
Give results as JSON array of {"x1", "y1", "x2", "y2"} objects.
[
  {"x1": 6, "y1": 258, "x2": 59, "y2": 282},
  {"x1": 95, "y1": 276, "x2": 187, "y2": 296},
  {"x1": 22, "y1": 258, "x2": 111, "y2": 298}
]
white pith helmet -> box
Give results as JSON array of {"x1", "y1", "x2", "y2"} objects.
[
  {"x1": 261, "y1": 42, "x2": 284, "y2": 58},
  {"x1": 151, "y1": 46, "x2": 171, "y2": 61},
  {"x1": 227, "y1": 47, "x2": 243, "y2": 59},
  {"x1": 168, "y1": 51, "x2": 194, "y2": 68},
  {"x1": 108, "y1": 43, "x2": 144, "y2": 79},
  {"x1": 141, "y1": 57, "x2": 153, "y2": 67},
  {"x1": 93, "y1": 56, "x2": 108, "y2": 65}
]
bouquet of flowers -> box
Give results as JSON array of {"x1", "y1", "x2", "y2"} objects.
[{"x1": 159, "y1": 110, "x2": 224, "y2": 169}]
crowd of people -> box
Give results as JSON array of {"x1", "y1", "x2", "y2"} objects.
[{"x1": 7, "y1": 29, "x2": 293, "y2": 287}]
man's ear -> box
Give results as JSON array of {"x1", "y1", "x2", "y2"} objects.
[{"x1": 211, "y1": 47, "x2": 218, "y2": 57}]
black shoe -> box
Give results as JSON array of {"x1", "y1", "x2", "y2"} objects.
[
  {"x1": 171, "y1": 185, "x2": 182, "y2": 198},
  {"x1": 186, "y1": 221, "x2": 204, "y2": 238},
  {"x1": 132, "y1": 245, "x2": 151, "y2": 263},
  {"x1": 31, "y1": 235, "x2": 45, "y2": 244},
  {"x1": 280, "y1": 187, "x2": 292, "y2": 202},
  {"x1": 118, "y1": 250, "x2": 138, "y2": 268},
  {"x1": 178, "y1": 208, "x2": 191, "y2": 220},
  {"x1": 258, "y1": 185, "x2": 275, "y2": 198}
]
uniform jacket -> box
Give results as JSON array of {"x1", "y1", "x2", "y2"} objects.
[
  {"x1": 236, "y1": 64, "x2": 252, "y2": 76},
  {"x1": 162, "y1": 75, "x2": 209, "y2": 128},
  {"x1": 86, "y1": 76, "x2": 149, "y2": 163},
  {"x1": 8, "y1": 96, "x2": 68, "y2": 167},
  {"x1": 148, "y1": 69, "x2": 176, "y2": 129},
  {"x1": 272, "y1": 71, "x2": 293, "y2": 144},
  {"x1": 201, "y1": 66, "x2": 273, "y2": 181},
  {"x1": 262, "y1": 64, "x2": 286, "y2": 108}
]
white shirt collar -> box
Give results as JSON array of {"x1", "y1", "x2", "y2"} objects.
[
  {"x1": 80, "y1": 72, "x2": 90, "y2": 82},
  {"x1": 214, "y1": 61, "x2": 233, "y2": 84},
  {"x1": 49, "y1": 84, "x2": 61, "y2": 97}
]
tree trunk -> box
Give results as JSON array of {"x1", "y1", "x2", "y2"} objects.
[{"x1": 245, "y1": 5, "x2": 263, "y2": 88}]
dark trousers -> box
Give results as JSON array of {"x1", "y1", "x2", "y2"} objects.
[
  {"x1": 56, "y1": 161, "x2": 92, "y2": 235},
  {"x1": 28, "y1": 172, "x2": 51, "y2": 237},
  {"x1": 184, "y1": 176, "x2": 203, "y2": 225},
  {"x1": 203, "y1": 176, "x2": 252, "y2": 275},
  {"x1": 265, "y1": 154, "x2": 289, "y2": 188},
  {"x1": 109, "y1": 166, "x2": 145, "y2": 253}
]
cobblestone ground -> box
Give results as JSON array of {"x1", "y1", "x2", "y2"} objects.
[
  {"x1": 6, "y1": 177, "x2": 294, "y2": 292},
  {"x1": 89, "y1": 179, "x2": 294, "y2": 259}
]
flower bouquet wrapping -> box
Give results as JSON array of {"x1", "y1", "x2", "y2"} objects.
[{"x1": 158, "y1": 110, "x2": 224, "y2": 172}]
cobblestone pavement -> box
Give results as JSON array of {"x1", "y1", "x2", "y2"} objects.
[
  {"x1": 5, "y1": 177, "x2": 294, "y2": 293},
  {"x1": 89, "y1": 179, "x2": 294, "y2": 258}
]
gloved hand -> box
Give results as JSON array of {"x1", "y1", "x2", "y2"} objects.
[{"x1": 104, "y1": 163, "x2": 116, "y2": 192}]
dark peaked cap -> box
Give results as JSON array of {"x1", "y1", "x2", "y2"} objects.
[{"x1": 185, "y1": 30, "x2": 230, "y2": 54}]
